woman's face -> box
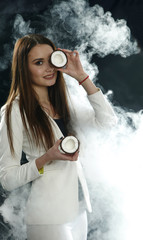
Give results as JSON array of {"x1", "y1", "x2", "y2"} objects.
[{"x1": 28, "y1": 44, "x2": 58, "y2": 88}]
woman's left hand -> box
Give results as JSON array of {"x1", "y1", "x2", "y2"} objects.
[{"x1": 57, "y1": 48, "x2": 88, "y2": 82}]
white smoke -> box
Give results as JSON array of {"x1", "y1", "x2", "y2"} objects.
[
  {"x1": 49, "y1": 0, "x2": 139, "y2": 57},
  {"x1": 13, "y1": 14, "x2": 34, "y2": 41},
  {"x1": 0, "y1": 184, "x2": 30, "y2": 239},
  {"x1": 0, "y1": 0, "x2": 140, "y2": 71},
  {"x1": 69, "y1": 91, "x2": 143, "y2": 240},
  {"x1": 0, "y1": 0, "x2": 143, "y2": 240}
]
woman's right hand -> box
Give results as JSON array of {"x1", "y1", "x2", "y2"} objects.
[
  {"x1": 36, "y1": 139, "x2": 79, "y2": 171},
  {"x1": 46, "y1": 139, "x2": 79, "y2": 162}
]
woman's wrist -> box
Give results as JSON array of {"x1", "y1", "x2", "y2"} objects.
[
  {"x1": 79, "y1": 75, "x2": 89, "y2": 85},
  {"x1": 36, "y1": 152, "x2": 52, "y2": 170},
  {"x1": 75, "y1": 72, "x2": 88, "y2": 83},
  {"x1": 77, "y1": 75, "x2": 99, "y2": 95}
]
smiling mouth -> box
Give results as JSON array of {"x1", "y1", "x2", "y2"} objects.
[{"x1": 43, "y1": 73, "x2": 55, "y2": 79}]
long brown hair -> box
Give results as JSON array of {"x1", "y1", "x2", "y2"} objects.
[{"x1": 6, "y1": 34, "x2": 71, "y2": 155}]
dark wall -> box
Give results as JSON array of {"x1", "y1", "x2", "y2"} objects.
[
  {"x1": 0, "y1": 0, "x2": 143, "y2": 111},
  {"x1": 90, "y1": 0, "x2": 143, "y2": 111}
]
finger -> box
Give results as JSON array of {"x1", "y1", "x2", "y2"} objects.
[
  {"x1": 55, "y1": 138, "x2": 64, "y2": 147},
  {"x1": 72, "y1": 155, "x2": 79, "y2": 161},
  {"x1": 73, "y1": 50, "x2": 78, "y2": 53},
  {"x1": 60, "y1": 50, "x2": 77, "y2": 58},
  {"x1": 67, "y1": 51, "x2": 78, "y2": 57},
  {"x1": 57, "y1": 48, "x2": 79, "y2": 57},
  {"x1": 59, "y1": 153, "x2": 74, "y2": 161},
  {"x1": 69, "y1": 151, "x2": 79, "y2": 161},
  {"x1": 59, "y1": 153, "x2": 76, "y2": 161},
  {"x1": 57, "y1": 67, "x2": 69, "y2": 73},
  {"x1": 56, "y1": 48, "x2": 73, "y2": 58},
  {"x1": 59, "y1": 49, "x2": 73, "y2": 53},
  {"x1": 73, "y1": 50, "x2": 79, "y2": 55},
  {"x1": 62, "y1": 49, "x2": 79, "y2": 55},
  {"x1": 74, "y1": 150, "x2": 80, "y2": 157},
  {"x1": 73, "y1": 151, "x2": 79, "y2": 159}
]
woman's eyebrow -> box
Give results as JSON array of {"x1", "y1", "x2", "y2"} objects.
[{"x1": 32, "y1": 58, "x2": 44, "y2": 62}]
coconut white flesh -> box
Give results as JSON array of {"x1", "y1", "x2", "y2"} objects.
[
  {"x1": 51, "y1": 51, "x2": 67, "y2": 68},
  {"x1": 61, "y1": 136, "x2": 78, "y2": 153}
]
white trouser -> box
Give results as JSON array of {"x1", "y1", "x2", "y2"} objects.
[{"x1": 26, "y1": 210, "x2": 87, "y2": 240}]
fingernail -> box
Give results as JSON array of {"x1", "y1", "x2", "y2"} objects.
[{"x1": 60, "y1": 137, "x2": 64, "y2": 140}]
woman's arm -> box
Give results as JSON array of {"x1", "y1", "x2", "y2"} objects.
[
  {"x1": 35, "y1": 139, "x2": 79, "y2": 171},
  {"x1": 57, "y1": 49, "x2": 99, "y2": 95},
  {"x1": 0, "y1": 102, "x2": 41, "y2": 191},
  {"x1": 0, "y1": 101, "x2": 79, "y2": 191},
  {"x1": 87, "y1": 90, "x2": 117, "y2": 128},
  {"x1": 57, "y1": 49, "x2": 117, "y2": 127}
]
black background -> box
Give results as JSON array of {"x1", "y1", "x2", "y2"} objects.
[{"x1": 0, "y1": 0, "x2": 143, "y2": 111}]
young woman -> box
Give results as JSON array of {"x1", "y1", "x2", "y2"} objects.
[{"x1": 0, "y1": 34, "x2": 117, "y2": 240}]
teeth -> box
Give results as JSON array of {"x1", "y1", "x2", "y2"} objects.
[{"x1": 44, "y1": 74, "x2": 54, "y2": 78}]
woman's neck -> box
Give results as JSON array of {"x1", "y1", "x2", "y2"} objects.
[
  {"x1": 33, "y1": 85, "x2": 50, "y2": 105},
  {"x1": 33, "y1": 85, "x2": 60, "y2": 119}
]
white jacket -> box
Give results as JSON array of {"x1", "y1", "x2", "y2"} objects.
[{"x1": 0, "y1": 90, "x2": 117, "y2": 224}]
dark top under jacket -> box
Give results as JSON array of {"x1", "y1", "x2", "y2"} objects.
[{"x1": 54, "y1": 118, "x2": 68, "y2": 137}]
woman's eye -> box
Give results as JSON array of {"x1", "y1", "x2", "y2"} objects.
[{"x1": 35, "y1": 61, "x2": 43, "y2": 65}]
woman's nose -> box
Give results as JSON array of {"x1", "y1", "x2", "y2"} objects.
[{"x1": 46, "y1": 61, "x2": 54, "y2": 71}]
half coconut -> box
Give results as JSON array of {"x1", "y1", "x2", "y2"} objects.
[
  {"x1": 50, "y1": 50, "x2": 68, "y2": 68},
  {"x1": 59, "y1": 136, "x2": 79, "y2": 154}
]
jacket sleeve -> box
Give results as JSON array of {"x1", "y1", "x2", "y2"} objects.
[
  {"x1": 87, "y1": 89, "x2": 117, "y2": 128},
  {"x1": 0, "y1": 102, "x2": 41, "y2": 191}
]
